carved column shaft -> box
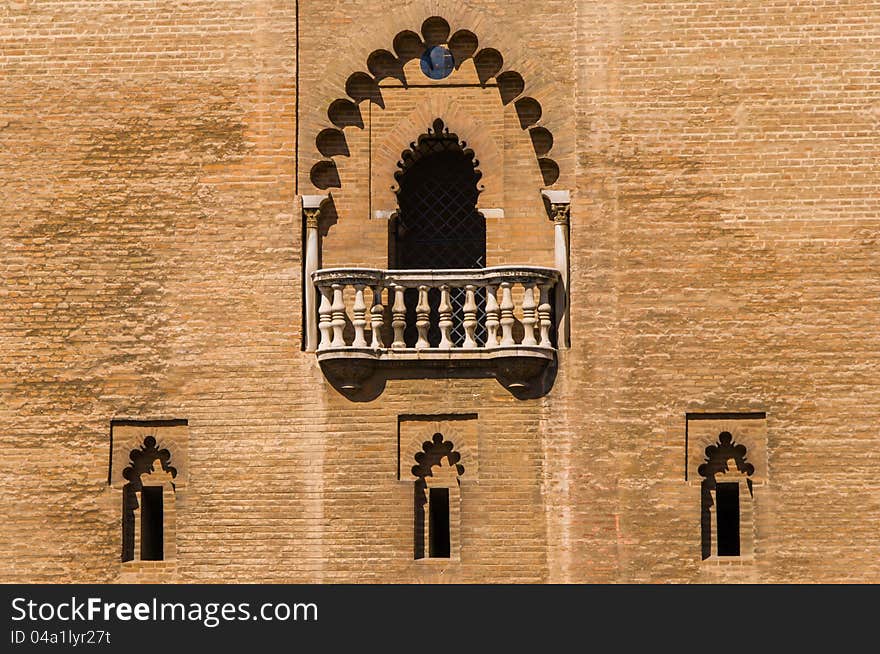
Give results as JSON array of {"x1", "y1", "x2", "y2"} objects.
[
  {"x1": 317, "y1": 284, "x2": 333, "y2": 350},
  {"x1": 551, "y1": 201, "x2": 570, "y2": 349},
  {"x1": 462, "y1": 284, "x2": 478, "y2": 349},
  {"x1": 485, "y1": 284, "x2": 500, "y2": 347},
  {"x1": 391, "y1": 285, "x2": 406, "y2": 349},
  {"x1": 415, "y1": 285, "x2": 430, "y2": 349},
  {"x1": 521, "y1": 282, "x2": 538, "y2": 346},
  {"x1": 352, "y1": 284, "x2": 367, "y2": 347},
  {"x1": 303, "y1": 206, "x2": 321, "y2": 352},
  {"x1": 538, "y1": 283, "x2": 553, "y2": 347},
  {"x1": 438, "y1": 284, "x2": 453, "y2": 349},
  {"x1": 499, "y1": 282, "x2": 515, "y2": 346},
  {"x1": 370, "y1": 286, "x2": 384, "y2": 349},
  {"x1": 330, "y1": 283, "x2": 346, "y2": 348}
]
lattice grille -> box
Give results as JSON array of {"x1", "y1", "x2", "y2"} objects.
[
  {"x1": 398, "y1": 173, "x2": 485, "y2": 270},
  {"x1": 394, "y1": 118, "x2": 485, "y2": 272},
  {"x1": 449, "y1": 286, "x2": 487, "y2": 346},
  {"x1": 394, "y1": 119, "x2": 486, "y2": 345}
]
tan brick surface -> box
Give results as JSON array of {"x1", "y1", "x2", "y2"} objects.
[{"x1": 1, "y1": 1, "x2": 878, "y2": 583}]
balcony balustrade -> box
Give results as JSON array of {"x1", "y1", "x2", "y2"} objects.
[{"x1": 311, "y1": 266, "x2": 562, "y2": 392}]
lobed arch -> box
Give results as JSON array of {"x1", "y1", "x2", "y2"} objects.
[
  {"x1": 698, "y1": 431, "x2": 757, "y2": 561},
  {"x1": 121, "y1": 436, "x2": 178, "y2": 563},
  {"x1": 307, "y1": 15, "x2": 562, "y2": 194},
  {"x1": 411, "y1": 432, "x2": 466, "y2": 482},
  {"x1": 122, "y1": 435, "x2": 178, "y2": 491},
  {"x1": 411, "y1": 432, "x2": 465, "y2": 559},
  {"x1": 372, "y1": 101, "x2": 502, "y2": 207}
]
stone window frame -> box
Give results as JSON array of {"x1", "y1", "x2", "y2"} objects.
[
  {"x1": 298, "y1": 15, "x2": 576, "y2": 353},
  {"x1": 110, "y1": 419, "x2": 187, "y2": 579},
  {"x1": 128, "y1": 462, "x2": 177, "y2": 563},
  {"x1": 415, "y1": 451, "x2": 462, "y2": 562},
  {"x1": 399, "y1": 415, "x2": 476, "y2": 564},
  {"x1": 685, "y1": 412, "x2": 766, "y2": 567}
]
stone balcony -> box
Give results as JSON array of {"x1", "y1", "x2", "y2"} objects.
[{"x1": 312, "y1": 266, "x2": 562, "y2": 394}]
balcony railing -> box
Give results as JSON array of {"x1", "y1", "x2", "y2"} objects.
[{"x1": 311, "y1": 266, "x2": 562, "y2": 392}]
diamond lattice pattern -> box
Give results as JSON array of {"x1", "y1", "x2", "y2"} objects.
[{"x1": 396, "y1": 138, "x2": 486, "y2": 346}]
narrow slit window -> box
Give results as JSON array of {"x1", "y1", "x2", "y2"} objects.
[
  {"x1": 715, "y1": 482, "x2": 740, "y2": 556},
  {"x1": 411, "y1": 432, "x2": 463, "y2": 560},
  {"x1": 140, "y1": 486, "x2": 164, "y2": 561},
  {"x1": 697, "y1": 430, "x2": 755, "y2": 560},
  {"x1": 428, "y1": 487, "x2": 451, "y2": 558}
]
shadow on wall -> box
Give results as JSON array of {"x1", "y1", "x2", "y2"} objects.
[
  {"x1": 321, "y1": 357, "x2": 558, "y2": 403},
  {"x1": 698, "y1": 431, "x2": 755, "y2": 560},
  {"x1": 309, "y1": 16, "x2": 561, "y2": 192},
  {"x1": 411, "y1": 433, "x2": 464, "y2": 559}
]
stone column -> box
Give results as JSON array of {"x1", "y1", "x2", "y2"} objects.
[
  {"x1": 302, "y1": 194, "x2": 327, "y2": 352},
  {"x1": 543, "y1": 190, "x2": 571, "y2": 348}
]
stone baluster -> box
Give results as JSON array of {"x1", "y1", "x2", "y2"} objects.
[
  {"x1": 415, "y1": 285, "x2": 430, "y2": 349},
  {"x1": 391, "y1": 284, "x2": 406, "y2": 349},
  {"x1": 538, "y1": 284, "x2": 553, "y2": 347},
  {"x1": 521, "y1": 282, "x2": 538, "y2": 346},
  {"x1": 499, "y1": 282, "x2": 515, "y2": 346},
  {"x1": 331, "y1": 284, "x2": 346, "y2": 347},
  {"x1": 538, "y1": 283, "x2": 553, "y2": 347},
  {"x1": 370, "y1": 285, "x2": 384, "y2": 349},
  {"x1": 352, "y1": 284, "x2": 367, "y2": 347},
  {"x1": 317, "y1": 284, "x2": 333, "y2": 350},
  {"x1": 437, "y1": 284, "x2": 453, "y2": 348},
  {"x1": 462, "y1": 284, "x2": 477, "y2": 349},
  {"x1": 485, "y1": 284, "x2": 499, "y2": 347}
]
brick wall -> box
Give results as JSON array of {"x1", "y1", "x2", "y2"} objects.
[{"x1": 1, "y1": 0, "x2": 878, "y2": 583}]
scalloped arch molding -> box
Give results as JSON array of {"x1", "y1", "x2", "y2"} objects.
[{"x1": 308, "y1": 15, "x2": 561, "y2": 191}]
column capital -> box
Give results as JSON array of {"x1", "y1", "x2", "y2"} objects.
[
  {"x1": 549, "y1": 203, "x2": 570, "y2": 225},
  {"x1": 303, "y1": 207, "x2": 321, "y2": 229},
  {"x1": 541, "y1": 189, "x2": 571, "y2": 225},
  {"x1": 301, "y1": 194, "x2": 329, "y2": 229}
]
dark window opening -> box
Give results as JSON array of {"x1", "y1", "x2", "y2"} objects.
[
  {"x1": 428, "y1": 487, "x2": 451, "y2": 558},
  {"x1": 393, "y1": 123, "x2": 486, "y2": 347},
  {"x1": 716, "y1": 482, "x2": 740, "y2": 556},
  {"x1": 394, "y1": 148, "x2": 484, "y2": 271},
  {"x1": 140, "y1": 486, "x2": 164, "y2": 561}
]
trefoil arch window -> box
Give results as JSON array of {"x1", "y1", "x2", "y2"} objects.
[
  {"x1": 390, "y1": 118, "x2": 487, "y2": 347},
  {"x1": 412, "y1": 432, "x2": 464, "y2": 560},
  {"x1": 121, "y1": 436, "x2": 178, "y2": 563},
  {"x1": 698, "y1": 431, "x2": 756, "y2": 560}
]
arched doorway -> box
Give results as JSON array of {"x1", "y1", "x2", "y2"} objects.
[{"x1": 390, "y1": 119, "x2": 486, "y2": 346}]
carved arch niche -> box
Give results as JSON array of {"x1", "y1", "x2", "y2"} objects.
[
  {"x1": 308, "y1": 16, "x2": 562, "y2": 195},
  {"x1": 412, "y1": 433, "x2": 464, "y2": 561},
  {"x1": 686, "y1": 413, "x2": 767, "y2": 577},
  {"x1": 399, "y1": 415, "x2": 479, "y2": 563},
  {"x1": 109, "y1": 420, "x2": 188, "y2": 579},
  {"x1": 305, "y1": 16, "x2": 564, "y2": 270}
]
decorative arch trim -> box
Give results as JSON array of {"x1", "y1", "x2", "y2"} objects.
[
  {"x1": 412, "y1": 432, "x2": 465, "y2": 481},
  {"x1": 122, "y1": 435, "x2": 178, "y2": 492},
  {"x1": 308, "y1": 15, "x2": 562, "y2": 192},
  {"x1": 393, "y1": 117, "x2": 482, "y2": 193}
]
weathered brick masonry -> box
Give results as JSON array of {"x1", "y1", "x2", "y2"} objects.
[{"x1": 1, "y1": 1, "x2": 878, "y2": 582}]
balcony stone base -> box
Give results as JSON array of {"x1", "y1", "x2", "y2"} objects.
[{"x1": 317, "y1": 346, "x2": 556, "y2": 394}]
